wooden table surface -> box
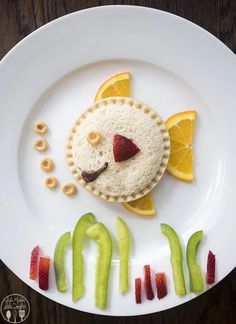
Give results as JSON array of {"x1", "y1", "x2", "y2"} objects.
[{"x1": 0, "y1": 1, "x2": 236, "y2": 323}]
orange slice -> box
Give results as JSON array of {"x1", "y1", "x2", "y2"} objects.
[
  {"x1": 165, "y1": 111, "x2": 196, "y2": 181},
  {"x1": 94, "y1": 72, "x2": 130, "y2": 102},
  {"x1": 122, "y1": 193, "x2": 156, "y2": 216}
]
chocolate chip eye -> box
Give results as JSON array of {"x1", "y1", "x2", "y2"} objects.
[{"x1": 87, "y1": 130, "x2": 102, "y2": 145}]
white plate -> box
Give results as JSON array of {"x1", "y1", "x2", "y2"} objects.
[{"x1": 0, "y1": 5, "x2": 236, "y2": 316}]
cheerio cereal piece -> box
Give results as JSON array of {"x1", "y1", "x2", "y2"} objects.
[
  {"x1": 44, "y1": 176, "x2": 58, "y2": 189},
  {"x1": 62, "y1": 183, "x2": 77, "y2": 196},
  {"x1": 40, "y1": 157, "x2": 54, "y2": 172},
  {"x1": 34, "y1": 121, "x2": 48, "y2": 135},
  {"x1": 33, "y1": 138, "x2": 48, "y2": 152},
  {"x1": 87, "y1": 130, "x2": 101, "y2": 145}
]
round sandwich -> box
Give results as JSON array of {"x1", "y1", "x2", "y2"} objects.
[{"x1": 65, "y1": 97, "x2": 170, "y2": 202}]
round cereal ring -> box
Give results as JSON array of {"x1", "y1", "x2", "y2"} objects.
[
  {"x1": 44, "y1": 176, "x2": 58, "y2": 189},
  {"x1": 34, "y1": 121, "x2": 48, "y2": 135},
  {"x1": 33, "y1": 138, "x2": 48, "y2": 152},
  {"x1": 40, "y1": 157, "x2": 54, "y2": 172},
  {"x1": 87, "y1": 130, "x2": 102, "y2": 145},
  {"x1": 62, "y1": 183, "x2": 77, "y2": 196}
]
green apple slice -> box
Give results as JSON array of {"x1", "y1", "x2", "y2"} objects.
[
  {"x1": 186, "y1": 230, "x2": 204, "y2": 292},
  {"x1": 161, "y1": 223, "x2": 186, "y2": 295},
  {"x1": 72, "y1": 212, "x2": 95, "y2": 301},
  {"x1": 86, "y1": 222, "x2": 112, "y2": 309},
  {"x1": 116, "y1": 216, "x2": 130, "y2": 293},
  {"x1": 54, "y1": 231, "x2": 71, "y2": 292}
]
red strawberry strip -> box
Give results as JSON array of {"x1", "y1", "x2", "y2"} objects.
[
  {"x1": 144, "y1": 265, "x2": 154, "y2": 300},
  {"x1": 206, "y1": 250, "x2": 215, "y2": 284},
  {"x1": 135, "y1": 278, "x2": 142, "y2": 304},
  {"x1": 113, "y1": 134, "x2": 140, "y2": 162},
  {"x1": 29, "y1": 245, "x2": 39, "y2": 280},
  {"x1": 39, "y1": 256, "x2": 50, "y2": 290},
  {"x1": 155, "y1": 272, "x2": 167, "y2": 299}
]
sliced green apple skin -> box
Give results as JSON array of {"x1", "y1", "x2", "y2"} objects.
[
  {"x1": 86, "y1": 222, "x2": 112, "y2": 309},
  {"x1": 116, "y1": 216, "x2": 130, "y2": 293},
  {"x1": 54, "y1": 231, "x2": 71, "y2": 292},
  {"x1": 161, "y1": 223, "x2": 186, "y2": 295},
  {"x1": 186, "y1": 230, "x2": 204, "y2": 292},
  {"x1": 72, "y1": 212, "x2": 96, "y2": 301}
]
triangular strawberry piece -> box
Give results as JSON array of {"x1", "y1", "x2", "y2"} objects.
[{"x1": 113, "y1": 134, "x2": 140, "y2": 162}]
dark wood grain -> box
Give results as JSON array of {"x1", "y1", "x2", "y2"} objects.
[{"x1": 0, "y1": 1, "x2": 236, "y2": 323}]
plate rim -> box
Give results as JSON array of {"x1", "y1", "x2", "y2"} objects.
[{"x1": 1, "y1": 5, "x2": 235, "y2": 67}]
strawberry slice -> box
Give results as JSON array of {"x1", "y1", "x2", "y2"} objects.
[
  {"x1": 29, "y1": 245, "x2": 39, "y2": 280},
  {"x1": 206, "y1": 250, "x2": 215, "y2": 284},
  {"x1": 135, "y1": 277, "x2": 142, "y2": 304},
  {"x1": 39, "y1": 256, "x2": 50, "y2": 290},
  {"x1": 155, "y1": 272, "x2": 167, "y2": 299},
  {"x1": 144, "y1": 265, "x2": 154, "y2": 300},
  {"x1": 113, "y1": 134, "x2": 140, "y2": 162}
]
